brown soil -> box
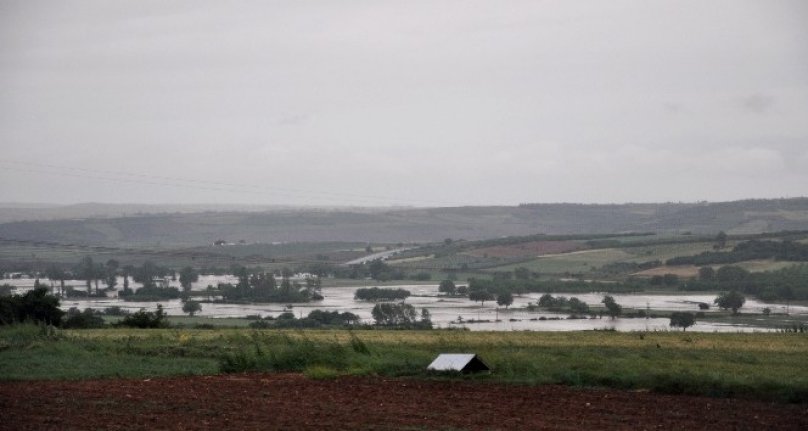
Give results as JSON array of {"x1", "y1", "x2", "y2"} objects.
[
  {"x1": 2, "y1": 374, "x2": 806, "y2": 430},
  {"x1": 468, "y1": 241, "x2": 584, "y2": 259}
]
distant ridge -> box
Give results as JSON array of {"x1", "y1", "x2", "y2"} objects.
[
  {"x1": 0, "y1": 198, "x2": 807, "y2": 246},
  {"x1": 0, "y1": 202, "x2": 401, "y2": 224}
]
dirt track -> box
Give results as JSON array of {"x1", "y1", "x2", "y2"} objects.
[{"x1": 2, "y1": 374, "x2": 807, "y2": 430}]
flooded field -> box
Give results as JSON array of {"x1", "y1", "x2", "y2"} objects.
[{"x1": 4, "y1": 277, "x2": 806, "y2": 332}]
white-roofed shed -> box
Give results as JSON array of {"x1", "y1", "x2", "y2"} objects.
[{"x1": 427, "y1": 353, "x2": 490, "y2": 373}]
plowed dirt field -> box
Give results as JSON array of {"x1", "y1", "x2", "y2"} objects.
[{"x1": 2, "y1": 374, "x2": 806, "y2": 430}]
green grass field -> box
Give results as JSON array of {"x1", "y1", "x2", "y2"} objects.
[
  {"x1": 490, "y1": 249, "x2": 633, "y2": 275},
  {"x1": 731, "y1": 260, "x2": 798, "y2": 273},
  {"x1": 620, "y1": 241, "x2": 718, "y2": 263},
  {"x1": 2, "y1": 325, "x2": 807, "y2": 403},
  {"x1": 481, "y1": 241, "x2": 746, "y2": 277}
]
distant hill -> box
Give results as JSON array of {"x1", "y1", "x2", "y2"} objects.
[
  {"x1": 0, "y1": 202, "x2": 397, "y2": 224},
  {"x1": 0, "y1": 198, "x2": 807, "y2": 247}
]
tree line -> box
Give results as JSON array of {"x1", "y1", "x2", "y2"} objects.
[
  {"x1": 0, "y1": 287, "x2": 170, "y2": 329},
  {"x1": 682, "y1": 264, "x2": 808, "y2": 301},
  {"x1": 214, "y1": 267, "x2": 322, "y2": 303},
  {"x1": 666, "y1": 240, "x2": 808, "y2": 266},
  {"x1": 354, "y1": 287, "x2": 411, "y2": 302}
]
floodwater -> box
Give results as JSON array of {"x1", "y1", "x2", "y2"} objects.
[{"x1": 4, "y1": 277, "x2": 805, "y2": 332}]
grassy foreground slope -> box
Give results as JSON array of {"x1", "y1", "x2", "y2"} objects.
[{"x1": 2, "y1": 325, "x2": 807, "y2": 403}]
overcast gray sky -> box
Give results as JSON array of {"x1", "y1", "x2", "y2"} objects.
[{"x1": 1, "y1": 0, "x2": 807, "y2": 207}]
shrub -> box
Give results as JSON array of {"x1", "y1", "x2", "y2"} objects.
[
  {"x1": 116, "y1": 305, "x2": 169, "y2": 328},
  {"x1": 349, "y1": 332, "x2": 370, "y2": 355},
  {"x1": 307, "y1": 310, "x2": 360, "y2": 326},
  {"x1": 248, "y1": 319, "x2": 273, "y2": 329},
  {"x1": 120, "y1": 286, "x2": 181, "y2": 301},
  {"x1": 63, "y1": 307, "x2": 106, "y2": 329},
  {"x1": 413, "y1": 272, "x2": 431, "y2": 281},
  {"x1": 103, "y1": 306, "x2": 130, "y2": 316}
]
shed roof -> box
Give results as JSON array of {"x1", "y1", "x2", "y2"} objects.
[{"x1": 427, "y1": 353, "x2": 490, "y2": 372}]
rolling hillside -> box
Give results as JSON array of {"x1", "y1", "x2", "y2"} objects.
[{"x1": 0, "y1": 198, "x2": 807, "y2": 247}]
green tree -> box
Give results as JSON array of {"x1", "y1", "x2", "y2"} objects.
[
  {"x1": 371, "y1": 303, "x2": 417, "y2": 325},
  {"x1": 716, "y1": 265, "x2": 749, "y2": 283},
  {"x1": 104, "y1": 259, "x2": 119, "y2": 291},
  {"x1": 438, "y1": 279, "x2": 456, "y2": 295},
  {"x1": 368, "y1": 259, "x2": 393, "y2": 281},
  {"x1": 117, "y1": 304, "x2": 168, "y2": 328},
  {"x1": 662, "y1": 273, "x2": 679, "y2": 286},
  {"x1": 513, "y1": 267, "x2": 531, "y2": 281},
  {"x1": 63, "y1": 307, "x2": 106, "y2": 329},
  {"x1": 698, "y1": 266, "x2": 715, "y2": 281},
  {"x1": 715, "y1": 231, "x2": 728, "y2": 249},
  {"x1": 179, "y1": 266, "x2": 199, "y2": 297},
  {"x1": 121, "y1": 265, "x2": 134, "y2": 295},
  {"x1": 669, "y1": 312, "x2": 695, "y2": 331},
  {"x1": 602, "y1": 295, "x2": 622, "y2": 319},
  {"x1": 232, "y1": 265, "x2": 250, "y2": 289},
  {"x1": 306, "y1": 310, "x2": 360, "y2": 326},
  {"x1": 496, "y1": 292, "x2": 514, "y2": 309},
  {"x1": 714, "y1": 291, "x2": 745, "y2": 315},
  {"x1": 77, "y1": 256, "x2": 96, "y2": 295},
  {"x1": 253, "y1": 272, "x2": 278, "y2": 299},
  {"x1": 469, "y1": 290, "x2": 494, "y2": 307},
  {"x1": 182, "y1": 300, "x2": 202, "y2": 317},
  {"x1": 0, "y1": 287, "x2": 64, "y2": 326},
  {"x1": 538, "y1": 293, "x2": 556, "y2": 308},
  {"x1": 304, "y1": 275, "x2": 322, "y2": 299},
  {"x1": 133, "y1": 261, "x2": 164, "y2": 289},
  {"x1": 568, "y1": 297, "x2": 590, "y2": 314},
  {"x1": 45, "y1": 266, "x2": 67, "y2": 297}
]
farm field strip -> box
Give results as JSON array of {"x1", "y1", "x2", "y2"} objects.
[
  {"x1": 3, "y1": 326, "x2": 808, "y2": 404},
  {"x1": 488, "y1": 248, "x2": 634, "y2": 274}
]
